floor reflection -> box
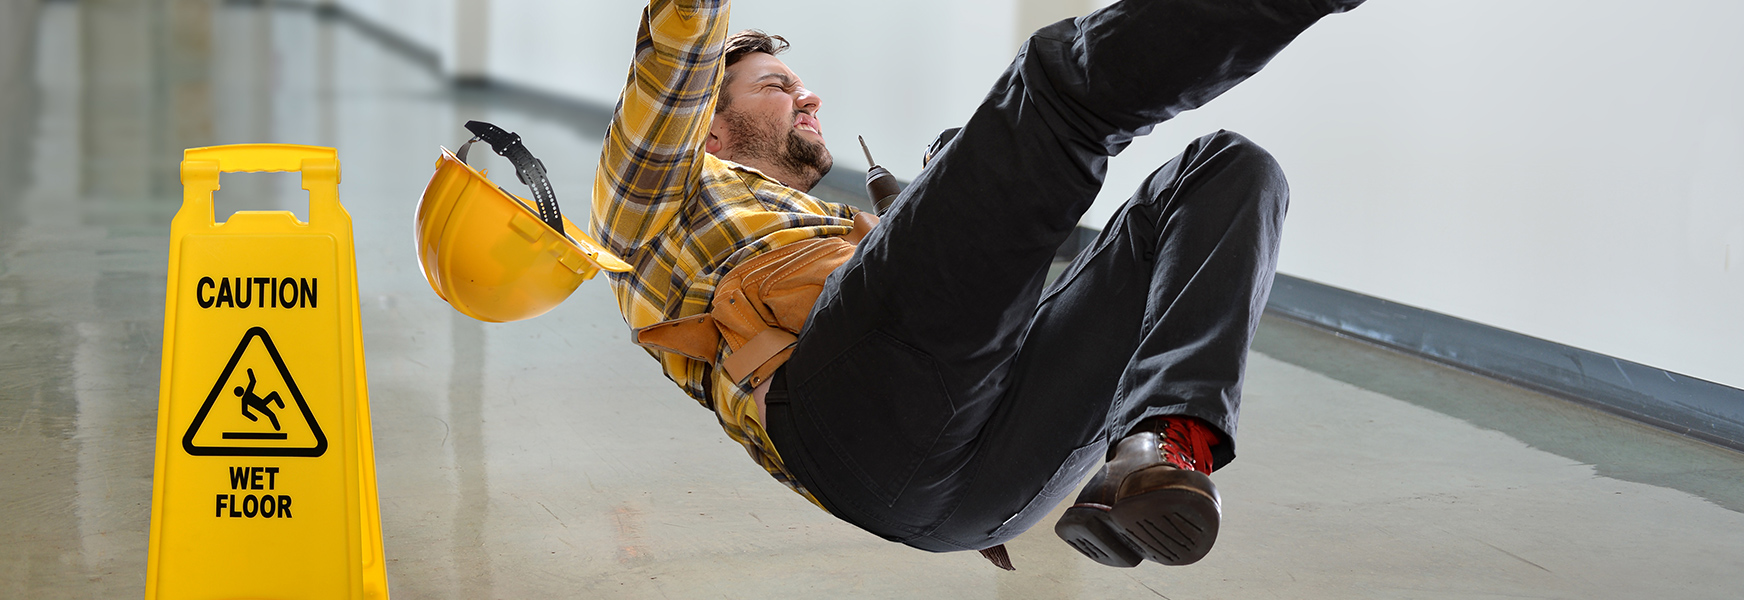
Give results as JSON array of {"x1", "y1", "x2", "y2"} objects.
[{"x1": 446, "y1": 310, "x2": 493, "y2": 596}]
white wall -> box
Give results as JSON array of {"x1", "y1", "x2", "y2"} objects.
[
  {"x1": 476, "y1": 0, "x2": 638, "y2": 106},
  {"x1": 334, "y1": 0, "x2": 1744, "y2": 390},
  {"x1": 1116, "y1": 0, "x2": 1744, "y2": 390},
  {"x1": 328, "y1": 0, "x2": 458, "y2": 72},
  {"x1": 470, "y1": 0, "x2": 1025, "y2": 175}
]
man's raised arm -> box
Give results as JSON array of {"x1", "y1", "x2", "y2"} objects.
[{"x1": 591, "y1": 0, "x2": 731, "y2": 257}]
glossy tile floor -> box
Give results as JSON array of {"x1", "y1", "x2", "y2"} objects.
[{"x1": 4, "y1": 3, "x2": 1744, "y2": 598}]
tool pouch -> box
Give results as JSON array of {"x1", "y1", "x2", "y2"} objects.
[{"x1": 634, "y1": 212, "x2": 879, "y2": 388}]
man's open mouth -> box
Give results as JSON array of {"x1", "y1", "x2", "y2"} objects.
[{"x1": 795, "y1": 114, "x2": 821, "y2": 135}]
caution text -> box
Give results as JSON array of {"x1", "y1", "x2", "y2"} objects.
[{"x1": 197, "y1": 276, "x2": 317, "y2": 309}]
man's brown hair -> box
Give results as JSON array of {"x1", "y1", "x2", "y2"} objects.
[{"x1": 716, "y1": 29, "x2": 790, "y2": 114}]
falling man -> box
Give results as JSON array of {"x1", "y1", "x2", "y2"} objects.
[{"x1": 592, "y1": 0, "x2": 1366, "y2": 569}]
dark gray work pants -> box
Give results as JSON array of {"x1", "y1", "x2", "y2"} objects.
[{"x1": 765, "y1": 0, "x2": 1361, "y2": 551}]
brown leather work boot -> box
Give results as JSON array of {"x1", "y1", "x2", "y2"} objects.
[{"x1": 1054, "y1": 417, "x2": 1221, "y2": 567}]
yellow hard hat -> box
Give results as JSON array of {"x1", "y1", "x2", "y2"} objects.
[{"x1": 415, "y1": 121, "x2": 630, "y2": 323}]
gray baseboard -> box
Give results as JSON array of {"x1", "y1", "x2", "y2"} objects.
[{"x1": 1265, "y1": 273, "x2": 1744, "y2": 453}]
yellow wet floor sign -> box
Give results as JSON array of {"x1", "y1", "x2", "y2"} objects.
[{"x1": 147, "y1": 144, "x2": 387, "y2": 599}]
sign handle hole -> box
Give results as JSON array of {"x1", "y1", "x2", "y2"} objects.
[{"x1": 215, "y1": 171, "x2": 310, "y2": 223}]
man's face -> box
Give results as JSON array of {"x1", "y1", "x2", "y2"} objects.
[{"x1": 709, "y1": 52, "x2": 832, "y2": 191}]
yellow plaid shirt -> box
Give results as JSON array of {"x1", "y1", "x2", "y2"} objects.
[{"x1": 590, "y1": 0, "x2": 860, "y2": 507}]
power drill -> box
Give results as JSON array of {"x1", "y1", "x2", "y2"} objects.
[
  {"x1": 860, "y1": 128, "x2": 960, "y2": 216},
  {"x1": 859, "y1": 136, "x2": 901, "y2": 215}
]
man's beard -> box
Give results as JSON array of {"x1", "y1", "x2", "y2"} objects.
[{"x1": 723, "y1": 109, "x2": 833, "y2": 191}]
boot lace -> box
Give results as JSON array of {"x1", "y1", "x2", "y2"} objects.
[{"x1": 1154, "y1": 417, "x2": 1219, "y2": 475}]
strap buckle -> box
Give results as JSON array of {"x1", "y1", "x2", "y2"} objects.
[{"x1": 455, "y1": 120, "x2": 565, "y2": 236}]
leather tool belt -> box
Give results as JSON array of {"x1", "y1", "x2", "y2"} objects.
[{"x1": 633, "y1": 212, "x2": 879, "y2": 389}]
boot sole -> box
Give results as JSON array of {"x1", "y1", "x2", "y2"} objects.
[
  {"x1": 1054, "y1": 504, "x2": 1143, "y2": 568},
  {"x1": 1107, "y1": 480, "x2": 1221, "y2": 566}
]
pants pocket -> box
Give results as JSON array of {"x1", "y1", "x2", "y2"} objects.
[{"x1": 803, "y1": 330, "x2": 957, "y2": 508}]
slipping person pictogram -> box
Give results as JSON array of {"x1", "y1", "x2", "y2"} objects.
[
  {"x1": 234, "y1": 368, "x2": 286, "y2": 432},
  {"x1": 183, "y1": 327, "x2": 327, "y2": 456},
  {"x1": 589, "y1": 0, "x2": 1366, "y2": 571}
]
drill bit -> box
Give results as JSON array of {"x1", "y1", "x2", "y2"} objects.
[{"x1": 859, "y1": 135, "x2": 877, "y2": 166}]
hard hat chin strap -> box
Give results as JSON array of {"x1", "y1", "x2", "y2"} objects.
[{"x1": 456, "y1": 120, "x2": 565, "y2": 236}]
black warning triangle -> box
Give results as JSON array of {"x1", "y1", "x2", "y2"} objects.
[{"x1": 182, "y1": 327, "x2": 328, "y2": 457}]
